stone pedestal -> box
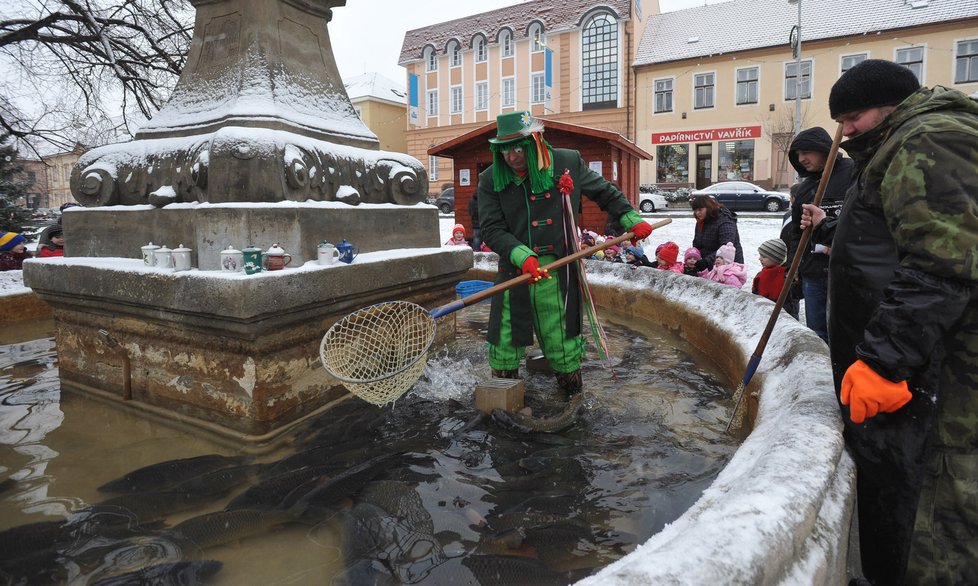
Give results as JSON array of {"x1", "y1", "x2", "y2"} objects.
[{"x1": 25, "y1": 247, "x2": 472, "y2": 436}]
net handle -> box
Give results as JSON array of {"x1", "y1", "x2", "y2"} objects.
[{"x1": 429, "y1": 218, "x2": 672, "y2": 318}]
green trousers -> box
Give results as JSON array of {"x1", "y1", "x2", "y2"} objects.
[{"x1": 487, "y1": 271, "x2": 583, "y2": 374}]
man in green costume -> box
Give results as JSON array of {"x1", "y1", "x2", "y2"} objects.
[{"x1": 476, "y1": 111, "x2": 653, "y2": 395}]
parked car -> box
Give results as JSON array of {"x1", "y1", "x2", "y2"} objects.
[
  {"x1": 436, "y1": 187, "x2": 455, "y2": 214},
  {"x1": 689, "y1": 181, "x2": 789, "y2": 212},
  {"x1": 638, "y1": 191, "x2": 668, "y2": 213}
]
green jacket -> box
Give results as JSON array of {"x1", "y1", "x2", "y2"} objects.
[{"x1": 477, "y1": 148, "x2": 641, "y2": 346}]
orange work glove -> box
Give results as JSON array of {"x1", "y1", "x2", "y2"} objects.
[
  {"x1": 840, "y1": 359, "x2": 912, "y2": 424},
  {"x1": 629, "y1": 221, "x2": 654, "y2": 245},
  {"x1": 520, "y1": 255, "x2": 550, "y2": 284}
]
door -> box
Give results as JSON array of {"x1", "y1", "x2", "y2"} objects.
[{"x1": 695, "y1": 144, "x2": 712, "y2": 190}]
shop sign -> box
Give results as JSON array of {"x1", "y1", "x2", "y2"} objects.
[{"x1": 652, "y1": 125, "x2": 761, "y2": 144}]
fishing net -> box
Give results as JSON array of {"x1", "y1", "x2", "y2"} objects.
[{"x1": 319, "y1": 301, "x2": 436, "y2": 406}]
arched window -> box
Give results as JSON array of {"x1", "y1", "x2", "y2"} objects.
[
  {"x1": 499, "y1": 29, "x2": 513, "y2": 58},
  {"x1": 474, "y1": 36, "x2": 487, "y2": 63},
  {"x1": 424, "y1": 46, "x2": 438, "y2": 72},
  {"x1": 529, "y1": 23, "x2": 545, "y2": 53},
  {"x1": 449, "y1": 40, "x2": 462, "y2": 68},
  {"x1": 582, "y1": 12, "x2": 618, "y2": 110}
]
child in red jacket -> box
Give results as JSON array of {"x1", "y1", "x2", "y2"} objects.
[{"x1": 752, "y1": 238, "x2": 788, "y2": 303}]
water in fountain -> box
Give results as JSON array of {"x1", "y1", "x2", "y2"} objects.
[{"x1": 0, "y1": 304, "x2": 736, "y2": 584}]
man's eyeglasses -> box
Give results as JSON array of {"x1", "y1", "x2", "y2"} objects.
[{"x1": 500, "y1": 145, "x2": 524, "y2": 155}]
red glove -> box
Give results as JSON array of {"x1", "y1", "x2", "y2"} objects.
[
  {"x1": 840, "y1": 359, "x2": 912, "y2": 424},
  {"x1": 521, "y1": 256, "x2": 550, "y2": 284},
  {"x1": 630, "y1": 221, "x2": 653, "y2": 244}
]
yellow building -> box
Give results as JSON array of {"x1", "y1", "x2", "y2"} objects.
[
  {"x1": 633, "y1": 0, "x2": 978, "y2": 189},
  {"x1": 344, "y1": 72, "x2": 408, "y2": 153},
  {"x1": 42, "y1": 145, "x2": 86, "y2": 209},
  {"x1": 398, "y1": 0, "x2": 659, "y2": 186}
]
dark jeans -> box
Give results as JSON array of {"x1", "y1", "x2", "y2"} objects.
[{"x1": 803, "y1": 274, "x2": 828, "y2": 342}]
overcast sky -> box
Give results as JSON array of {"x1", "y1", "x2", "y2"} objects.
[{"x1": 329, "y1": 0, "x2": 726, "y2": 84}]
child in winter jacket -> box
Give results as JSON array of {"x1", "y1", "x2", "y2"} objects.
[
  {"x1": 445, "y1": 224, "x2": 469, "y2": 246},
  {"x1": 701, "y1": 242, "x2": 747, "y2": 288},
  {"x1": 654, "y1": 241, "x2": 684, "y2": 274},
  {"x1": 624, "y1": 245, "x2": 654, "y2": 269},
  {"x1": 37, "y1": 225, "x2": 65, "y2": 257},
  {"x1": 0, "y1": 232, "x2": 31, "y2": 271},
  {"x1": 752, "y1": 238, "x2": 788, "y2": 302},
  {"x1": 683, "y1": 247, "x2": 708, "y2": 276}
]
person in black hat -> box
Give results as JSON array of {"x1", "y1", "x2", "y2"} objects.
[
  {"x1": 37, "y1": 224, "x2": 65, "y2": 257},
  {"x1": 477, "y1": 110, "x2": 653, "y2": 397},
  {"x1": 802, "y1": 59, "x2": 978, "y2": 584}
]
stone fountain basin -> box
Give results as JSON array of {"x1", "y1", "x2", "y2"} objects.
[{"x1": 471, "y1": 254, "x2": 855, "y2": 585}]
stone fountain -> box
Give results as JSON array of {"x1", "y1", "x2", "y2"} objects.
[{"x1": 23, "y1": 0, "x2": 470, "y2": 438}]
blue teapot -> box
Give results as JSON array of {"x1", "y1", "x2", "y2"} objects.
[{"x1": 336, "y1": 239, "x2": 359, "y2": 264}]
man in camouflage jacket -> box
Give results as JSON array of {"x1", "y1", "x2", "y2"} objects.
[
  {"x1": 804, "y1": 60, "x2": 978, "y2": 584},
  {"x1": 477, "y1": 111, "x2": 652, "y2": 395}
]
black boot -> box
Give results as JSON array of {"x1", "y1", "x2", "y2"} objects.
[
  {"x1": 492, "y1": 368, "x2": 519, "y2": 379},
  {"x1": 555, "y1": 369, "x2": 582, "y2": 396}
]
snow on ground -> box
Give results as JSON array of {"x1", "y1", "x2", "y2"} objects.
[{"x1": 441, "y1": 211, "x2": 787, "y2": 290}]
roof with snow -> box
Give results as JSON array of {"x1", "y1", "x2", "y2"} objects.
[
  {"x1": 344, "y1": 73, "x2": 407, "y2": 106},
  {"x1": 399, "y1": 0, "x2": 631, "y2": 64},
  {"x1": 635, "y1": 0, "x2": 978, "y2": 66}
]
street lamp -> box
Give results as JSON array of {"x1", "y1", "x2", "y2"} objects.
[{"x1": 788, "y1": 0, "x2": 802, "y2": 138}]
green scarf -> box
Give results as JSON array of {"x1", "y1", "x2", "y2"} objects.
[{"x1": 490, "y1": 137, "x2": 555, "y2": 194}]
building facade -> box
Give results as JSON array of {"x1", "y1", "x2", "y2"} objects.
[
  {"x1": 398, "y1": 0, "x2": 659, "y2": 189},
  {"x1": 42, "y1": 145, "x2": 86, "y2": 210},
  {"x1": 344, "y1": 73, "x2": 409, "y2": 154},
  {"x1": 634, "y1": 0, "x2": 978, "y2": 189}
]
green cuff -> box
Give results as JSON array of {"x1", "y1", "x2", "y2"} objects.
[
  {"x1": 509, "y1": 245, "x2": 536, "y2": 268},
  {"x1": 619, "y1": 210, "x2": 644, "y2": 231}
]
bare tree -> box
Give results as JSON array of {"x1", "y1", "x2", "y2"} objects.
[
  {"x1": 0, "y1": 0, "x2": 193, "y2": 155},
  {"x1": 760, "y1": 104, "x2": 809, "y2": 189}
]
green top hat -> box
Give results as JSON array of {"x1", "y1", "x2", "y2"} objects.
[{"x1": 489, "y1": 111, "x2": 540, "y2": 144}]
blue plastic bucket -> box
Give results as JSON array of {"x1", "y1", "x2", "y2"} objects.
[{"x1": 455, "y1": 280, "x2": 494, "y2": 300}]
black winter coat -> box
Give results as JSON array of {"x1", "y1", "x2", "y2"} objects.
[
  {"x1": 692, "y1": 207, "x2": 743, "y2": 265},
  {"x1": 786, "y1": 127, "x2": 854, "y2": 279}
]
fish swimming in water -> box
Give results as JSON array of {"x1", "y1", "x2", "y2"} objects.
[
  {"x1": 90, "y1": 559, "x2": 223, "y2": 586},
  {"x1": 165, "y1": 509, "x2": 294, "y2": 551},
  {"x1": 97, "y1": 454, "x2": 251, "y2": 494}
]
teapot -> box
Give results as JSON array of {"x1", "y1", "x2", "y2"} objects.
[
  {"x1": 317, "y1": 241, "x2": 339, "y2": 265},
  {"x1": 221, "y1": 245, "x2": 243, "y2": 273},
  {"x1": 172, "y1": 244, "x2": 192, "y2": 272},
  {"x1": 264, "y1": 243, "x2": 292, "y2": 271},
  {"x1": 336, "y1": 239, "x2": 359, "y2": 264},
  {"x1": 141, "y1": 242, "x2": 160, "y2": 266},
  {"x1": 242, "y1": 244, "x2": 263, "y2": 274},
  {"x1": 154, "y1": 245, "x2": 174, "y2": 269}
]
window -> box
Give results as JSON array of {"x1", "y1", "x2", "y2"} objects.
[
  {"x1": 530, "y1": 23, "x2": 545, "y2": 53},
  {"x1": 450, "y1": 42, "x2": 461, "y2": 68},
  {"x1": 500, "y1": 30, "x2": 513, "y2": 57},
  {"x1": 735, "y1": 67, "x2": 758, "y2": 105},
  {"x1": 895, "y1": 46, "x2": 924, "y2": 81},
  {"x1": 841, "y1": 53, "x2": 867, "y2": 73},
  {"x1": 531, "y1": 73, "x2": 546, "y2": 103},
  {"x1": 955, "y1": 39, "x2": 978, "y2": 84},
  {"x1": 428, "y1": 156, "x2": 438, "y2": 181},
  {"x1": 475, "y1": 82, "x2": 488, "y2": 111},
  {"x1": 656, "y1": 144, "x2": 689, "y2": 184},
  {"x1": 450, "y1": 86, "x2": 463, "y2": 114},
  {"x1": 717, "y1": 140, "x2": 755, "y2": 182},
  {"x1": 582, "y1": 12, "x2": 618, "y2": 110},
  {"x1": 693, "y1": 72, "x2": 714, "y2": 109},
  {"x1": 474, "y1": 37, "x2": 487, "y2": 63},
  {"x1": 654, "y1": 78, "x2": 673, "y2": 113},
  {"x1": 425, "y1": 47, "x2": 438, "y2": 72},
  {"x1": 502, "y1": 77, "x2": 515, "y2": 107},
  {"x1": 426, "y1": 90, "x2": 438, "y2": 116},
  {"x1": 784, "y1": 60, "x2": 812, "y2": 100}
]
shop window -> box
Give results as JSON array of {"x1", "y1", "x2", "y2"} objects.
[
  {"x1": 654, "y1": 78, "x2": 673, "y2": 113},
  {"x1": 717, "y1": 140, "x2": 755, "y2": 182},
  {"x1": 895, "y1": 46, "x2": 924, "y2": 81},
  {"x1": 694, "y1": 72, "x2": 714, "y2": 109},
  {"x1": 656, "y1": 144, "x2": 689, "y2": 184},
  {"x1": 955, "y1": 39, "x2": 978, "y2": 84}
]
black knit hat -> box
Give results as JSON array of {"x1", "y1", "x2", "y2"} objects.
[{"x1": 829, "y1": 59, "x2": 920, "y2": 118}]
